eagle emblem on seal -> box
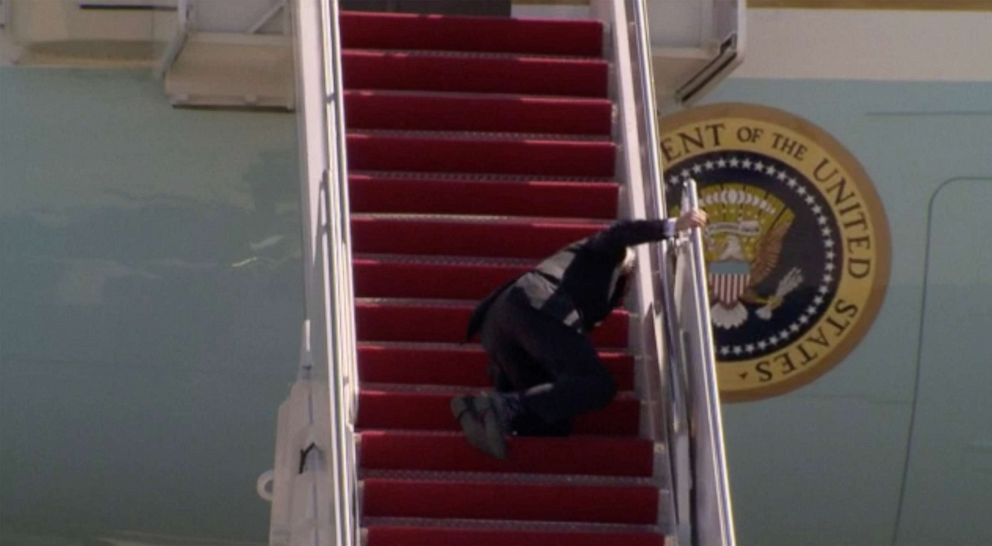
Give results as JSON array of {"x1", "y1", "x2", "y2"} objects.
[{"x1": 699, "y1": 184, "x2": 804, "y2": 329}]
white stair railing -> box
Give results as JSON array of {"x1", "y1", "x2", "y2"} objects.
[
  {"x1": 298, "y1": 0, "x2": 360, "y2": 542},
  {"x1": 599, "y1": 0, "x2": 737, "y2": 544},
  {"x1": 262, "y1": 1, "x2": 357, "y2": 546},
  {"x1": 671, "y1": 179, "x2": 737, "y2": 546}
]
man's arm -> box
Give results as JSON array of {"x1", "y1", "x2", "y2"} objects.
[{"x1": 585, "y1": 210, "x2": 707, "y2": 254}]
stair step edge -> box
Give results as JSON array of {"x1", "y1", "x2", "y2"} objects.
[
  {"x1": 362, "y1": 515, "x2": 665, "y2": 535},
  {"x1": 355, "y1": 297, "x2": 632, "y2": 316},
  {"x1": 359, "y1": 383, "x2": 639, "y2": 399},
  {"x1": 343, "y1": 47, "x2": 607, "y2": 63},
  {"x1": 350, "y1": 170, "x2": 617, "y2": 184},
  {"x1": 345, "y1": 88, "x2": 613, "y2": 104},
  {"x1": 358, "y1": 429, "x2": 655, "y2": 442},
  {"x1": 352, "y1": 212, "x2": 613, "y2": 224},
  {"x1": 354, "y1": 253, "x2": 537, "y2": 268},
  {"x1": 356, "y1": 339, "x2": 633, "y2": 357},
  {"x1": 348, "y1": 129, "x2": 613, "y2": 142},
  {"x1": 361, "y1": 469, "x2": 662, "y2": 488}
]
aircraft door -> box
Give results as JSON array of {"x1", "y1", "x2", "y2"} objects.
[{"x1": 895, "y1": 178, "x2": 992, "y2": 546}]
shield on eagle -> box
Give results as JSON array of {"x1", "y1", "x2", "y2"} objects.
[{"x1": 695, "y1": 184, "x2": 795, "y2": 329}]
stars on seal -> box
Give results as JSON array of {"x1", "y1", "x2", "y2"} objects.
[{"x1": 667, "y1": 153, "x2": 841, "y2": 358}]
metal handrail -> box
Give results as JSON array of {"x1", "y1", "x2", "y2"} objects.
[
  {"x1": 629, "y1": 0, "x2": 666, "y2": 220},
  {"x1": 625, "y1": 3, "x2": 735, "y2": 545},
  {"x1": 620, "y1": 0, "x2": 694, "y2": 537},
  {"x1": 682, "y1": 179, "x2": 736, "y2": 546},
  {"x1": 312, "y1": 0, "x2": 359, "y2": 543},
  {"x1": 319, "y1": 0, "x2": 359, "y2": 440},
  {"x1": 321, "y1": 0, "x2": 361, "y2": 545}
]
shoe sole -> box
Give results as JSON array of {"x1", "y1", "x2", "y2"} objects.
[{"x1": 450, "y1": 395, "x2": 508, "y2": 459}]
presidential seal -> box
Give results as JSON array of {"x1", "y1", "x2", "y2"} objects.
[{"x1": 661, "y1": 103, "x2": 890, "y2": 401}]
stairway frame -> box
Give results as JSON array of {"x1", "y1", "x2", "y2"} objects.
[{"x1": 265, "y1": 1, "x2": 736, "y2": 545}]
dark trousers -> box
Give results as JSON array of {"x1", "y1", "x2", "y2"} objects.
[{"x1": 479, "y1": 289, "x2": 617, "y2": 436}]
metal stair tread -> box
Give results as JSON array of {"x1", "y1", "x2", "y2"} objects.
[
  {"x1": 348, "y1": 128, "x2": 613, "y2": 143},
  {"x1": 356, "y1": 295, "x2": 631, "y2": 311},
  {"x1": 358, "y1": 429, "x2": 655, "y2": 442},
  {"x1": 359, "y1": 383, "x2": 639, "y2": 400},
  {"x1": 351, "y1": 211, "x2": 613, "y2": 225},
  {"x1": 346, "y1": 87, "x2": 616, "y2": 103},
  {"x1": 359, "y1": 339, "x2": 489, "y2": 351},
  {"x1": 358, "y1": 429, "x2": 662, "y2": 459},
  {"x1": 356, "y1": 339, "x2": 632, "y2": 357},
  {"x1": 361, "y1": 515, "x2": 664, "y2": 535},
  {"x1": 345, "y1": 87, "x2": 614, "y2": 105},
  {"x1": 349, "y1": 169, "x2": 616, "y2": 185},
  {"x1": 356, "y1": 296, "x2": 479, "y2": 307},
  {"x1": 360, "y1": 468, "x2": 662, "y2": 488},
  {"x1": 353, "y1": 252, "x2": 537, "y2": 269},
  {"x1": 343, "y1": 47, "x2": 607, "y2": 63}
]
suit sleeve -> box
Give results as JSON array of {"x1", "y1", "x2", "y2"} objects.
[{"x1": 584, "y1": 219, "x2": 677, "y2": 254}]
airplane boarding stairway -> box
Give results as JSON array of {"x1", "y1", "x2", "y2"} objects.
[
  {"x1": 342, "y1": 10, "x2": 665, "y2": 545},
  {"x1": 263, "y1": 3, "x2": 735, "y2": 546}
]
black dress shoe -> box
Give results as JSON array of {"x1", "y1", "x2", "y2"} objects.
[{"x1": 450, "y1": 393, "x2": 508, "y2": 459}]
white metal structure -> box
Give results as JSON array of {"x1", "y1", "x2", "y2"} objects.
[
  {"x1": 264, "y1": 0, "x2": 356, "y2": 544},
  {"x1": 0, "y1": 0, "x2": 174, "y2": 65},
  {"x1": 648, "y1": 0, "x2": 744, "y2": 105},
  {"x1": 159, "y1": 0, "x2": 294, "y2": 108}
]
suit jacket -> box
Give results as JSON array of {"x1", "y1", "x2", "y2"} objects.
[{"x1": 466, "y1": 219, "x2": 676, "y2": 338}]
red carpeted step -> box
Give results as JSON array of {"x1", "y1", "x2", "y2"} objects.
[
  {"x1": 344, "y1": 91, "x2": 613, "y2": 135},
  {"x1": 339, "y1": 9, "x2": 666, "y2": 544},
  {"x1": 356, "y1": 390, "x2": 640, "y2": 435},
  {"x1": 360, "y1": 431, "x2": 653, "y2": 477},
  {"x1": 365, "y1": 524, "x2": 666, "y2": 546},
  {"x1": 349, "y1": 173, "x2": 618, "y2": 218},
  {"x1": 353, "y1": 255, "x2": 531, "y2": 300},
  {"x1": 355, "y1": 299, "x2": 629, "y2": 347},
  {"x1": 357, "y1": 342, "x2": 635, "y2": 390},
  {"x1": 340, "y1": 11, "x2": 603, "y2": 57},
  {"x1": 362, "y1": 478, "x2": 659, "y2": 524},
  {"x1": 342, "y1": 50, "x2": 608, "y2": 97},
  {"x1": 346, "y1": 133, "x2": 615, "y2": 177},
  {"x1": 351, "y1": 215, "x2": 607, "y2": 259}
]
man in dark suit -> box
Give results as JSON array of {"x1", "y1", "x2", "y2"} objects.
[{"x1": 452, "y1": 211, "x2": 708, "y2": 458}]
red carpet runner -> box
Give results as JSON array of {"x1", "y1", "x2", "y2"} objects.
[{"x1": 340, "y1": 10, "x2": 666, "y2": 545}]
